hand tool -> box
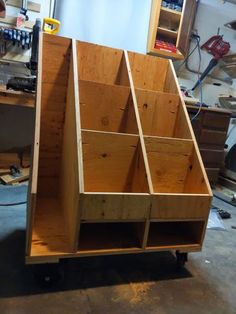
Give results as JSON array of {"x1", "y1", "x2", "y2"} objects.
[{"x1": 192, "y1": 35, "x2": 230, "y2": 91}]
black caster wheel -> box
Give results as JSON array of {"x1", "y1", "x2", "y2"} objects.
[
  {"x1": 32, "y1": 263, "x2": 65, "y2": 288},
  {"x1": 175, "y1": 251, "x2": 188, "y2": 269}
]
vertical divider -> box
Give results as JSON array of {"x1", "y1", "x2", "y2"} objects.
[
  {"x1": 25, "y1": 31, "x2": 43, "y2": 256},
  {"x1": 123, "y1": 50, "x2": 153, "y2": 248},
  {"x1": 60, "y1": 39, "x2": 84, "y2": 252}
]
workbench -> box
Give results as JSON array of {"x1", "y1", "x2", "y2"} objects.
[{"x1": 187, "y1": 105, "x2": 231, "y2": 185}]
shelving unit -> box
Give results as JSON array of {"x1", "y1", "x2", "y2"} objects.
[
  {"x1": 147, "y1": 0, "x2": 198, "y2": 60},
  {"x1": 26, "y1": 33, "x2": 212, "y2": 265}
]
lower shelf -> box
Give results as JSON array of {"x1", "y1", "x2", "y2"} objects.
[
  {"x1": 31, "y1": 198, "x2": 70, "y2": 257},
  {"x1": 29, "y1": 200, "x2": 205, "y2": 260},
  {"x1": 147, "y1": 221, "x2": 204, "y2": 248},
  {"x1": 78, "y1": 222, "x2": 144, "y2": 252}
]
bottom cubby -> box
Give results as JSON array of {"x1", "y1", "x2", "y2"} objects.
[
  {"x1": 78, "y1": 222, "x2": 145, "y2": 252},
  {"x1": 147, "y1": 221, "x2": 205, "y2": 248},
  {"x1": 31, "y1": 197, "x2": 71, "y2": 256}
]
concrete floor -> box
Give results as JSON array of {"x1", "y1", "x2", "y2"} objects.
[{"x1": 0, "y1": 197, "x2": 236, "y2": 314}]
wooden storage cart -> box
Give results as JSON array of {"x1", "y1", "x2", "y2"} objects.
[{"x1": 26, "y1": 33, "x2": 212, "y2": 270}]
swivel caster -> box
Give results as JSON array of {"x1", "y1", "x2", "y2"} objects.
[{"x1": 175, "y1": 250, "x2": 188, "y2": 269}]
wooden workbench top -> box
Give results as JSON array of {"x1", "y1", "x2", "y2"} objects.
[{"x1": 0, "y1": 85, "x2": 35, "y2": 108}]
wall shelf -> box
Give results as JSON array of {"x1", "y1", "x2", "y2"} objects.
[{"x1": 147, "y1": 0, "x2": 198, "y2": 60}]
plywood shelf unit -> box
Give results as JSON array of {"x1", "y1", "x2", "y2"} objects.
[
  {"x1": 147, "y1": 0, "x2": 198, "y2": 60},
  {"x1": 26, "y1": 33, "x2": 212, "y2": 264}
]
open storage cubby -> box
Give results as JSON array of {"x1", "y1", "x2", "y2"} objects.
[
  {"x1": 147, "y1": 221, "x2": 205, "y2": 248},
  {"x1": 79, "y1": 80, "x2": 138, "y2": 134},
  {"x1": 26, "y1": 33, "x2": 212, "y2": 264},
  {"x1": 135, "y1": 88, "x2": 191, "y2": 139},
  {"x1": 78, "y1": 222, "x2": 145, "y2": 252},
  {"x1": 29, "y1": 35, "x2": 73, "y2": 257},
  {"x1": 144, "y1": 136, "x2": 210, "y2": 194},
  {"x1": 81, "y1": 130, "x2": 148, "y2": 193},
  {"x1": 77, "y1": 41, "x2": 130, "y2": 86},
  {"x1": 128, "y1": 51, "x2": 170, "y2": 93}
]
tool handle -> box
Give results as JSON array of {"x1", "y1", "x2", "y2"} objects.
[
  {"x1": 43, "y1": 18, "x2": 60, "y2": 35},
  {"x1": 192, "y1": 58, "x2": 218, "y2": 91}
]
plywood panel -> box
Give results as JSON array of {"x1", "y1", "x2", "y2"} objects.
[
  {"x1": 79, "y1": 80, "x2": 138, "y2": 134},
  {"x1": 82, "y1": 130, "x2": 148, "y2": 193},
  {"x1": 145, "y1": 136, "x2": 194, "y2": 193},
  {"x1": 164, "y1": 61, "x2": 179, "y2": 94},
  {"x1": 60, "y1": 40, "x2": 82, "y2": 251},
  {"x1": 128, "y1": 51, "x2": 169, "y2": 92},
  {"x1": 77, "y1": 41, "x2": 129, "y2": 86},
  {"x1": 151, "y1": 194, "x2": 211, "y2": 219},
  {"x1": 184, "y1": 148, "x2": 211, "y2": 194},
  {"x1": 81, "y1": 194, "x2": 150, "y2": 220},
  {"x1": 37, "y1": 34, "x2": 71, "y2": 197},
  {"x1": 135, "y1": 88, "x2": 179, "y2": 137},
  {"x1": 174, "y1": 101, "x2": 192, "y2": 139},
  {"x1": 31, "y1": 198, "x2": 70, "y2": 256}
]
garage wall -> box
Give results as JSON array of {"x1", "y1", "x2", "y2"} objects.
[
  {"x1": 55, "y1": 0, "x2": 152, "y2": 54},
  {"x1": 176, "y1": 0, "x2": 236, "y2": 152}
]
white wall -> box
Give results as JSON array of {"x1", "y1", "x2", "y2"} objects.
[{"x1": 55, "y1": 0, "x2": 152, "y2": 53}]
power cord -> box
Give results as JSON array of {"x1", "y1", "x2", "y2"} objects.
[
  {"x1": 177, "y1": 34, "x2": 203, "y2": 121},
  {"x1": 190, "y1": 36, "x2": 203, "y2": 121},
  {"x1": 0, "y1": 201, "x2": 27, "y2": 206}
]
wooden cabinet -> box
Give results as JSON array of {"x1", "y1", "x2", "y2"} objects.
[
  {"x1": 26, "y1": 33, "x2": 212, "y2": 264},
  {"x1": 187, "y1": 106, "x2": 231, "y2": 185},
  {"x1": 147, "y1": 0, "x2": 198, "y2": 60}
]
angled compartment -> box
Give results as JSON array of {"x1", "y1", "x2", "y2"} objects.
[
  {"x1": 27, "y1": 34, "x2": 81, "y2": 259},
  {"x1": 79, "y1": 130, "x2": 150, "y2": 222},
  {"x1": 77, "y1": 41, "x2": 129, "y2": 86},
  {"x1": 144, "y1": 136, "x2": 211, "y2": 220},
  {"x1": 79, "y1": 80, "x2": 138, "y2": 134},
  {"x1": 135, "y1": 89, "x2": 191, "y2": 139}
]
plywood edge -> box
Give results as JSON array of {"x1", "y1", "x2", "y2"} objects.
[
  {"x1": 124, "y1": 49, "x2": 153, "y2": 251},
  {"x1": 25, "y1": 243, "x2": 201, "y2": 264},
  {"x1": 150, "y1": 218, "x2": 206, "y2": 222},
  {"x1": 152, "y1": 192, "x2": 211, "y2": 196},
  {"x1": 135, "y1": 86, "x2": 180, "y2": 98},
  {"x1": 60, "y1": 39, "x2": 84, "y2": 252},
  {"x1": 168, "y1": 60, "x2": 212, "y2": 196},
  {"x1": 145, "y1": 244, "x2": 201, "y2": 252},
  {"x1": 25, "y1": 193, "x2": 36, "y2": 255},
  {"x1": 26, "y1": 32, "x2": 42, "y2": 253},
  {"x1": 143, "y1": 135, "x2": 193, "y2": 142},
  {"x1": 124, "y1": 50, "x2": 153, "y2": 195},
  {"x1": 83, "y1": 192, "x2": 150, "y2": 196},
  {"x1": 73, "y1": 39, "x2": 84, "y2": 194},
  {"x1": 81, "y1": 128, "x2": 140, "y2": 138},
  {"x1": 31, "y1": 31, "x2": 42, "y2": 194},
  {"x1": 79, "y1": 79, "x2": 131, "y2": 91}
]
